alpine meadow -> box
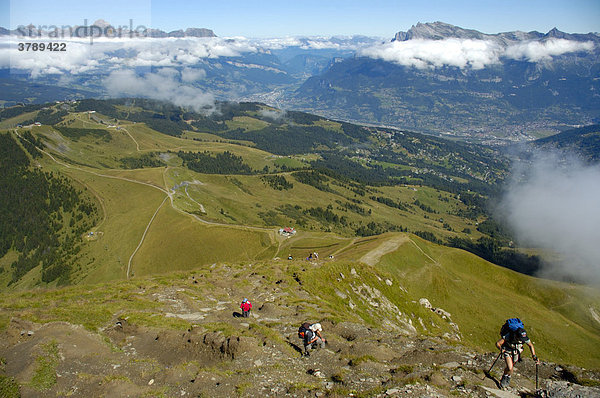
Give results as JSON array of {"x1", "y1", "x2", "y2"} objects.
[{"x1": 1, "y1": 4, "x2": 600, "y2": 397}]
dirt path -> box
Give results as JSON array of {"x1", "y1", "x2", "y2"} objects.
[
  {"x1": 121, "y1": 127, "x2": 140, "y2": 152},
  {"x1": 73, "y1": 111, "x2": 133, "y2": 151},
  {"x1": 21, "y1": 132, "x2": 281, "y2": 269},
  {"x1": 408, "y1": 237, "x2": 439, "y2": 265},
  {"x1": 127, "y1": 196, "x2": 169, "y2": 279},
  {"x1": 35, "y1": 144, "x2": 170, "y2": 195},
  {"x1": 331, "y1": 237, "x2": 358, "y2": 256},
  {"x1": 184, "y1": 185, "x2": 206, "y2": 214},
  {"x1": 360, "y1": 235, "x2": 409, "y2": 265},
  {"x1": 3, "y1": 266, "x2": 589, "y2": 398}
]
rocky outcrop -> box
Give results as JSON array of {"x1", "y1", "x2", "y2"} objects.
[
  {"x1": 419, "y1": 298, "x2": 461, "y2": 339},
  {"x1": 185, "y1": 28, "x2": 216, "y2": 38},
  {"x1": 393, "y1": 21, "x2": 492, "y2": 41},
  {"x1": 543, "y1": 380, "x2": 600, "y2": 397}
]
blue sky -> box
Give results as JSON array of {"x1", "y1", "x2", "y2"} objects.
[{"x1": 2, "y1": 0, "x2": 599, "y2": 37}]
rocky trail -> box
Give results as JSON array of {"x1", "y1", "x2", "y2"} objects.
[{"x1": 1, "y1": 262, "x2": 599, "y2": 397}]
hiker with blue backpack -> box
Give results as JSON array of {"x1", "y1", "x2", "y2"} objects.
[{"x1": 495, "y1": 318, "x2": 540, "y2": 389}]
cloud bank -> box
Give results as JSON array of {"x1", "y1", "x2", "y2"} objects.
[
  {"x1": 360, "y1": 38, "x2": 595, "y2": 69},
  {"x1": 104, "y1": 69, "x2": 214, "y2": 111},
  {"x1": 499, "y1": 151, "x2": 600, "y2": 283},
  {"x1": 0, "y1": 35, "x2": 373, "y2": 77},
  {"x1": 504, "y1": 39, "x2": 596, "y2": 62},
  {"x1": 1, "y1": 35, "x2": 594, "y2": 78},
  {"x1": 361, "y1": 38, "x2": 502, "y2": 69},
  {"x1": 0, "y1": 36, "x2": 262, "y2": 77}
]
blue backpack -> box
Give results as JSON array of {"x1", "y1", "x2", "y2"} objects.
[
  {"x1": 298, "y1": 322, "x2": 311, "y2": 339},
  {"x1": 500, "y1": 318, "x2": 524, "y2": 337}
]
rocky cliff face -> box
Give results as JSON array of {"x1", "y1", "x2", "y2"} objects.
[{"x1": 184, "y1": 27, "x2": 217, "y2": 37}]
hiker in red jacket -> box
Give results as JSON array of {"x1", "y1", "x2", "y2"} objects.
[{"x1": 240, "y1": 298, "x2": 252, "y2": 317}]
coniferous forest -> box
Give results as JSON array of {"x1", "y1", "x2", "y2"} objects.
[{"x1": 0, "y1": 133, "x2": 100, "y2": 285}]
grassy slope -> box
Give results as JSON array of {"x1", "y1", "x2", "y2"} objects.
[
  {"x1": 165, "y1": 168, "x2": 482, "y2": 241},
  {"x1": 0, "y1": 111, "x2": 40, "y2": 129},
  {"x1": 1, "y1": 237, "x2": 598, "y2": 369},
  {"x1": 24, "y1": 108, "x2": 486, "y2": 244},
  {"x1": 0, "y1": 114, "x2": 536, "y2": 290},
  {"x1": 337, "y1": 233, "x2": 600, "y2": 368},
  {"x1": 48, "y1": 167, "x2": 168, "y2": 284},
  {"x1": 3, "y1": 106, "x2": 598, "y2": 370},
  {"x1": 132, "y1": 204, "x2": 278, "y2": 276},
  {"x1": 3, "y1": 118, "x2": 288, "y2": 286}
]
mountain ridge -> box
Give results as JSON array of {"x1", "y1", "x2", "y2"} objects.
[
  {"x1": 290, "y1": 21, "x2": 600, "y2": 141},
  {"x1": 392, "y1": 21, "x2": 600, "y2": 44},
  {"x1": 528, "y1": 124, "x2": 600, "y2": 161},
  {"x1": 0, "y1": 19, "x2": 217, "y2": 38}
]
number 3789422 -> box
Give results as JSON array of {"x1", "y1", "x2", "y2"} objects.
[{"x1": 18, "y1": 42, "x2": 67, "y2": 51}]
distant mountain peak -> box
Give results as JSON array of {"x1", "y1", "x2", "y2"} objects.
[
  {"x1": 0, "y1": 20, "x2": 217, "y2": 38},
  {"x1": 392, "y1": 21, "x2": 488, "y2": 42},
  {"x1": 184, "y1": 28, "x2": 216, "y2": 38},
  {"x1": 391, "y1": 22, "x2": 597, "y2": 45},
  {"x1": 92, "y1": 19, "x2": 111, "y2": 28},
  {"x1": 544, "y1": 27, "x2": 568, "y2": 39}
]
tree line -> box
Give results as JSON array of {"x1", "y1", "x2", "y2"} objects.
[
  {"x1": 0, "y1": 133, "x2": 99, "y2": 285},
  {"x1": 177, "y1": 151, "x2": 253, "y2": 174}
]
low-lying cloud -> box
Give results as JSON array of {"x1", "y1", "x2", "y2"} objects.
[
  {"x1": 504, "y1": 39, "x2": 595, "y2": 62},
  {"x1": 0, "y1": 35, "x2": 372, "y2": 77},
  {"x1": 2, "y1": 34, "x2": 594, "y2": 78},
  {"x1": 360, "y1": 38, "x2": 595, "y2": 69},
  {"x1": 258, "y1": 108, "x2": 286, "y2": 121},
  {"x1": 104, "y1": 69, "x2": 214, "y2": 111},
  {"x1": 181, "y1": 67, "x2": 206, "y2": 82},
  {"x1": 499, "y1": 151, "x2": 600, "y2": 284},
  {"x1": 0, "y1": 36, "x2": 262, "y2": 76},
  {"x1": 361, "y1": 38, "x2": 502, "y2": 69}
]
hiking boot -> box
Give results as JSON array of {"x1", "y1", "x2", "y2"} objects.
[{"x1": 500, "y1": 375, "x2": 511, "y2": 389}]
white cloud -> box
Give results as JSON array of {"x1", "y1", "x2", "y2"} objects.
[
  {"x1": 258, "y1": 108, "x2": 286, "y2": 121},
  {"x1": 0, "y1": 36, "x2": 260, "y2": 77},
  {"x1": 360, "y1": 38, "x2": 503, "y2": 69},
  {"x1": 251, "y1": 36, "x2": 378, "y2": 51},
  {"x1": 1, "y1": 34, "x2": 594, "y2": 80},
  {"x1": 504, "y1": 39, "x2": 595, "y2": 62},
  {"x1": 181, "y1": 67, "x2": 206, "y2": 82},
  {"x1": 253, "y1": 37, "x2": 304, "y2": 50},
  {"x1": 499, "y1": 151, "x2": 600, "y2": 283},
  {"x1": 1, "y1": 38, "x2": 102, "y2": 76},
  {"x1": 104, "y1": 69, "x2": 215, "y2": 112},
  {"x1": 360, "y1": 38, "x2": 595, "y2": 69}
]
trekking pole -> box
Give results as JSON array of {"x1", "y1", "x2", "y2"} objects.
[
  {"x1": 536, "y1": 361, "x2": 539, "y2": 391},
  {"x1": 483, "y1": 350, "x2": 502, "y2": 379}
]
